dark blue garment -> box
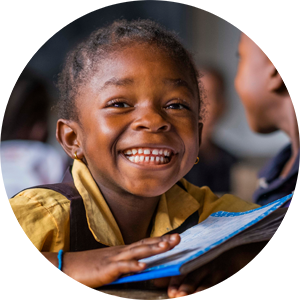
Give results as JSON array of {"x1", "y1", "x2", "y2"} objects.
[
  {"x1": 253, "y1": 144, "x2": 299, "y2": 206},
  {"x1": 184, "y1": 144, "x2": 237, "y2": 193}
]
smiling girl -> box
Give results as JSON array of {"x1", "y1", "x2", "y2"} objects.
[{"x1": 9, "y1": 20, "x2": 263, "y2": 297}]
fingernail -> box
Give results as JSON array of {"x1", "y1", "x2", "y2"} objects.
[
  {"x1": 159, "y1": 241, "x2": 167, "y2": 248},
  {"x1": 138, "y1": 262, "x2": 146, "y2": 267},
  {"x1": 177, "y1": 291, "x2": 187, "y2": 297},
  {"x1": 169, "y1": 288, "x2": 177, "y2": 297},
  {"x1": 170, "y1": 234, "x2": 178, "y2": 241}
]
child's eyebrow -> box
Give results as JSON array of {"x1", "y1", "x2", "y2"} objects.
[
  {"x1": 163, "y1": 78, "x2": 195, "y2": 96},
  {"x1": 100, "y1": 77, "x2": 134, "y2": 91},
  {"x1": 99, "y1": 77, "x2": 195, "y2": 96}
]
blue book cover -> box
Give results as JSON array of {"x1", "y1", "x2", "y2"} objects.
[{"x1": 110, "y1": 194, "x2": 291, "y2": 285}]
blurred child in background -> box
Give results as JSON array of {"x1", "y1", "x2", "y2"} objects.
[
  {"x1": 235, "y1": 33, "x2": 299, "y2": 206},
  {"x1": 1, "y1": 69, "x2": 67, "y2": 197},
  {"x1": 185, "y1": 68, "x2": 237, "y2": 194}
]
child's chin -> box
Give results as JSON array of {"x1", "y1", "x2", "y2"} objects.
[
  {"x1": 127, "y1": 184, "x2": 171, "y2": 198},
  {"x1": 132, "y1": 190, "x2": 165, "y2": 198}
]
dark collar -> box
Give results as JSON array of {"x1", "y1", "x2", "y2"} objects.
[{"x1": 258, "y1": 144, "x2": 299, "y2": 183}]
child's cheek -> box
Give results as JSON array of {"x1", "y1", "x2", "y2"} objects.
[{"x1": 181, "y1": 125, "x2": 200, "y2": 172}]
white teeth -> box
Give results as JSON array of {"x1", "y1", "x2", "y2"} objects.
[
  {"x1": 127, "y1": 154, "x2": 169, "y2": 164},
  {"x1": 125, "y1": 148, "x2": 172, "y2": 156},
  {"x1": 124, "y1": 149, "x2": 132, "y2": 155},
  {"x1": 125, "y1": 148, "x2": 172, "y2": 164}
]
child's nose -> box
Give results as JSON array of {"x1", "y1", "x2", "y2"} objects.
[{"x1": 131, "y1": 108, "x2": 171, "y2": 132}]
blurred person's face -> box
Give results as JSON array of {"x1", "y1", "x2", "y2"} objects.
[
  {"x1": 201, "y1": 72, "x2": 225, "y2": 139},
  {"x1": 235, "y1": 33, "x2": 279, "y2": 133}
]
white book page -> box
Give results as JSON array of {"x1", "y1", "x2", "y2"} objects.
[{"x1": 140, "y1": 197, "x2": 288, "y2": 270}]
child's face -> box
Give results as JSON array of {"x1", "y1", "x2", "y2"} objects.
[
  {"x1": 75, "y1": 44, "x2": 201, "y2": 197},
  {"x1": 200, "y1": 72, "x2": 225, "y2": 139},
  {"x1": 235, "y1": 33, "x2": 278, "y2": 133}
]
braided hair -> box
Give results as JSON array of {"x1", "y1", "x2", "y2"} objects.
[{"x1": 56, "y1": 19, "x2": 203, "y2": 121}]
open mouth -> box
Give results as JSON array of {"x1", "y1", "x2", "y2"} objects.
[{"x1": 122, "y1": 147, "x2": 174, "y2": 165}]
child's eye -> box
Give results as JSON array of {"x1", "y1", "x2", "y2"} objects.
[
  {"x1": 106, "y1": 99, "x2": 131, "y2": 108},
  {"x1": 112, "y1": 102, "x2": 130, "y2": 108},
  {"x1": 165, "y1": 100, "x2": 189, "y2": 110}
]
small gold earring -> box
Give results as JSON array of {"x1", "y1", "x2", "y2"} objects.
[
  {"x1": 74, "y1": 151, "x2": 79, "y2": 160},
  {"x1": 195, "y1": 157, "x2": 199, "y2": 165}
]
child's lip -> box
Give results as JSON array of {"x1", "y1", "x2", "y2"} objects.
[{"x1": 120, "y1": 151, "x2": 176, "y2": 167}]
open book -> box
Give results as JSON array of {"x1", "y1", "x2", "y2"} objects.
[{"x1": 110, "y1": 194, "x2": 291, "y2": 285}]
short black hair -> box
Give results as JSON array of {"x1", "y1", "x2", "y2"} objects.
[{"x1": 56, "y1": 19, "x2": 203, "y2": 121}]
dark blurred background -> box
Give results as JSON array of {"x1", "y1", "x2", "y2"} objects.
[{"x1": 1, "y1": 1, "x2": 289, "y2": 199}]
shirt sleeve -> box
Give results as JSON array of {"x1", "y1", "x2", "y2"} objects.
[{"x1": 9, "y1": 188, "x2": 71, "y2": 252}]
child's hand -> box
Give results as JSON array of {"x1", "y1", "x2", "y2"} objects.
[
  {"x1": 43, "y1": 233, "x2": 180, "y2": 288},
  {"x1": 154, "y1": 241, "x2": 267, "y2": 298}
]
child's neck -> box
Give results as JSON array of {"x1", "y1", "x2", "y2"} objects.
[
  {"x1": 277, "y1": 98, "x2": 299, "y2": 177},
  {"x1": 280, "y1": 130, "x2": 299, "y2": 178},
  {"x1": 99, "y1": 185, "x2": 161, "y2": 244}
]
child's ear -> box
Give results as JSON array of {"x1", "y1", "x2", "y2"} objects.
[
  {"x1": 268, "y1": 64, "x2": 284, "y2": 92},
  {"x1": 56, "y1": 119, "x2": 84, "y2": 160},
  {"x1": 198, "y1": 122, "x2": 203, "y2": 148}
]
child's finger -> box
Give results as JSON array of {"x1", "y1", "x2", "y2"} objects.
[
  {"x1": 167, "y1": 275, "x2": 186, "y2": 298},
  {"x1": 99, "y1": 260, "x2": 147, "y2": 286},
  {"x1": 114, "y1": 240, "x2": 176, "y2": 261},
  {"x1": 194, "y1": 271, "x2": 224, "y2": 292},
  {"x1": 110, "y1": 260, "x2": 147, "y2": 275},
  {"x1": 133, "y1": 234, "x2": 180, "y2": 247},
  {"x1": 152, "y1": 276, "x2": 171, "y2": 288},
  {"x1": 176, "y1": 271, "x2": 209, "y2": 296},
  {"x1": 171, "y1": 282, "x2": 196, "y2": 297},
  {"x1": 195, "y1": 284, "x2": 211, "y2": 293},
  {"x1": 168, "y1": 268, "x2": 209, "y2": 298}
]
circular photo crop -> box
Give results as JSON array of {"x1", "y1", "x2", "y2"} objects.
[{"x1": 1, "y1": 1, "x2": 298, "y2": 300}]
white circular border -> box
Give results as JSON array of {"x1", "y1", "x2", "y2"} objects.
[{"x1": 1, "y1": 1, "x2": 299, "y2": 299}]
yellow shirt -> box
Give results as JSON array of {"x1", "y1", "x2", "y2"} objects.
[{"x1": 10, "y1": 160, "x2": 259, "y2": 252}]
